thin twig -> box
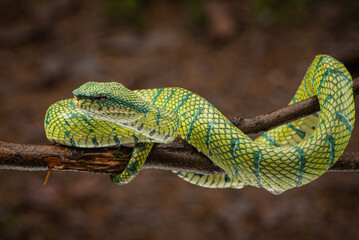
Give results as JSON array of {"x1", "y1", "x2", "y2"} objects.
[{"x1": 0, "y1": 78, "x2": 358, "y2": 174}]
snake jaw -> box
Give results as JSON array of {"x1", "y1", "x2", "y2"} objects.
[{"x1": 74, "y1": 94, "x2": 108, "y2": 101}]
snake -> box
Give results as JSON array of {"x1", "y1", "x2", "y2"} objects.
[{"x1": 44, "y1": 55, "x2": 355, "y2": 194}]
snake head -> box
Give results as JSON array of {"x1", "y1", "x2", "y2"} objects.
[
  {"x1": 73, "y1": 81, "x2": 150, "y2": 124},
  {"x1": 72, "y1": 81, "x2": 179, "y2": 143}
]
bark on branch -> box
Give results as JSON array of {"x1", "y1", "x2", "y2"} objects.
[{"x1": 0, "y1": 78, "x2": 359, "y2": 175}]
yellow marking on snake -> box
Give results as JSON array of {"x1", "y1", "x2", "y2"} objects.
[{"x1": 44, "y1": 55, "x2": 355, "y2": 194}]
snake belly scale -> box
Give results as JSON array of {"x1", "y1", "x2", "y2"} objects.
[{"x1": 44, "y1": 55, "x2": 355, "y2": 194}]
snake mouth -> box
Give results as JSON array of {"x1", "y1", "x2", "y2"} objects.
[{"x1": 74, "y1": 94, "x2": 108, "y2": 101}]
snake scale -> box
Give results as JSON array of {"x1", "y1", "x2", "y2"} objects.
[{"x1": 45, "y1": 55, "x2": 355, "y2": 194}]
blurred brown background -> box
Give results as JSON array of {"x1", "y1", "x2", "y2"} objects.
[{"x1": 0, "y1": 0, "x2": 359, "y2": 239}]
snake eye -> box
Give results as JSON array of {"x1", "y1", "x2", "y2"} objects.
[
  {"x1": 97, "y1": 94, "x2": 108, "y2": 100},
  {"x1": 75, "y1": 95, "x2": 84, "y2": 100}
]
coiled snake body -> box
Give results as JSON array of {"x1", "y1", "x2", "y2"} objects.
[{"x1": 45, "y1": 55, "x2": 355, "y2": 194}]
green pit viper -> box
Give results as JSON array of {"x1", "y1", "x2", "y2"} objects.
[{"x1": 44, "y1": 55, "x2": 355, "y2": 194}]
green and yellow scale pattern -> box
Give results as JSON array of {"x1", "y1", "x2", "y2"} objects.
[{"x1": 45, "y1": 55, "x2": 355, "y2": 194}]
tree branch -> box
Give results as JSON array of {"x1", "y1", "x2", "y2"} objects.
[{"x1": 1, "y1": 78, "x2": 358, "y2": 174}]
